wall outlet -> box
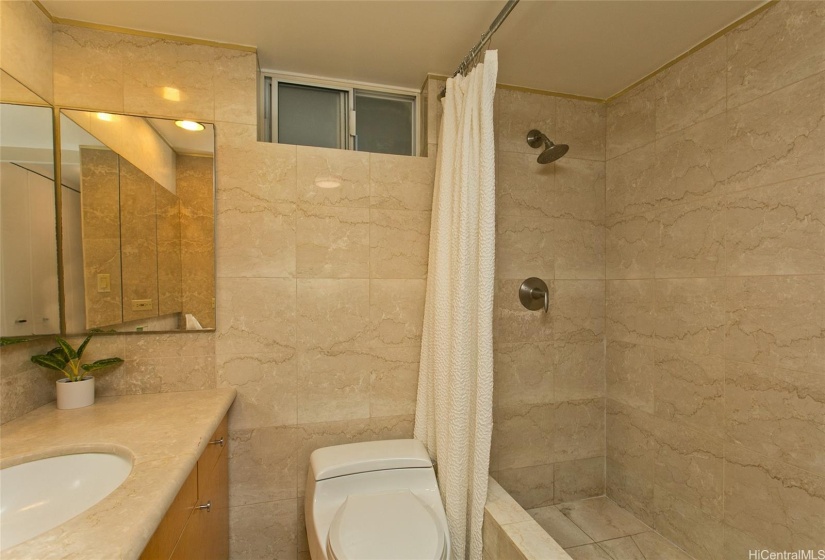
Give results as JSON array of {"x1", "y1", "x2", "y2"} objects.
[
  {"x1": 132, "y1": 299, "x2": 152, "y2": 311},
  {"x1": 97, "y1": 274, "x2": 111, "y2": 293}
]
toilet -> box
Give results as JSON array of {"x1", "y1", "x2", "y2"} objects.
[{"x1": 305, "y1": 439, "x2": 450, "y2": 560}]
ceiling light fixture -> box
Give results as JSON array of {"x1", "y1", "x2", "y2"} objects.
[
  {"x1": 96, "y1": 113, "x2": 114, "y2": 121},
  {"x1": 314, "y1": 175, "x2": 343, "y2": 189},
  {"x1": 175, "y1": 120, "x2": 205, "y2": 132}
]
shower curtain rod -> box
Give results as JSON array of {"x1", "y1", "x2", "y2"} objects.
[{"x1": 439, "y1": 0, "x2": 519, "y2": 97}]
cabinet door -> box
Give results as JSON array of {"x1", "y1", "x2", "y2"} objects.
[
  {"x1": 199, "y1": 441, "x2": 229, "y2": 559},
  {"x1": 140, "y1": 467, "x2": 197, "y2": 560}
]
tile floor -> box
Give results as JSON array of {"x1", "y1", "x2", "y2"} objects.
[{"x1": 527, "y1": 496, "x2": 694, "y2": 560}]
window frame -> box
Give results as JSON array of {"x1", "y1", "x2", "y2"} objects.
[{"x1": 259, "y1": 70, "x2": 421, "y2": 156}]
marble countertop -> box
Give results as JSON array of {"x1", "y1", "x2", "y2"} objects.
[{"x1": 0, "y1": 388, "x2": 236, "y2": 559}]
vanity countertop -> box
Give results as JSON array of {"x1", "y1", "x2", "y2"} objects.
[{"x1": 0, "y1": 388, "x2": 236, "y2": 559}]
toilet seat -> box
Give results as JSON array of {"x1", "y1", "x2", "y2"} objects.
[{"x1": 326, "y1": 490, "x2": 446, "y2": 560}]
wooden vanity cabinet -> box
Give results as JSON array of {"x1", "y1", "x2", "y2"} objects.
[{"x1": 141, "y1": 414, "x2": 229, "y2": 560}]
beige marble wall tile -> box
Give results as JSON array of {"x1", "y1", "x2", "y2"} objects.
[
  {"x1": 369, "y1": 209, "x2": 430, "y2": 279},
  {"x1": 213, "y1": 50, "x2": 257, "y2": 125},
  {"x1": 157, "y1": 355, "x2": 216, "y2": 393},
  {"x1": 218, "y1": 353, "x2": 296, "y2": 431},
  {"x1": 119, "y1": 159, "x2": 159, "y2": 323},
  {"x1": 723, "y1": 73, "x2": 825, "y2": 193},
  {"x1": 296, "y1": 279, "x2": 369, "y2": 353},
  {"x1": 529, "y1": 506, "x2": 592, "y2": 549},
  {"x1": 492, "y1": 463, "x2": 555, "y2": 510},
  {"x1": 724, "y1": 443, "x2": 825, "y2": 552},
  {"x1": 297, "y1": 146, "x2": 369, "y2": 208},
  {"x1": 654, "y1": 348, "x2": 724, "y2": 438},
  {"x1": 554, "y1": 158, "x2": 605, "y2": 223},
  {"x1": 369, "y1": 279, "x2": 425, "y2": 348},
  {"x1": 496, "y1": 151, "x2": 554, "y2": 218},
  {"x1": 605, "y1": 212, "x2": 657, "y2": 280},
  {"x1": 53, "y1": 24, "x2": 124, "y2": 112},
  {"x1": 369, "y1": 346, "x2": 418, "y2": 418},
  {"x1": 0, "y1": 339, "x2": 61, "y2": 425},
  {"x1": 554, "y1": 398, "x2": 605, "y2": 462},
  {"x1": 217, "y1": 123, "x2": 297, "y2": 205},
  {"x1": 606, "y1": 80, "x2": 655, "y2": 160},
  {"x1": 605, "y1": 341, "x2": 654, "y2": 414},
  {"x1": 554, "y1": 218, "x2": 605, "y2": 280},
  {"x1": 655, "y1": 37, "x2": 726, "y2": 138},
  {"x1": 229, "y1": 498, "x2": 297, "y2": 560},
  {"x1": 654, "y1": 418, "x2": 724, "y2": 518},
  {"x1": 96, "y1": 358, "x2": 160, "y2": 396},
  {"x1": 216, "y1": 199, "x2": 296, "y2": 279},
  {"x1": 606, "y1": 400, "x2": 656, "y2": 524},
  {"x1": 123, "y1": 331, "x2": 213, "y2": 359},
  {"x1": 556, "y1": 99, "x2": 606, "y2": 162},
  {"x1": 605, "y1": 144, "x2": 657, "y2": 220},
  {"x1": 155, "y1": 186, "x2": 183, "y2": 316},
  {"x1": 495, "y1": 88, "x2": 556, "y2": 155},
  {"x1": 725, "y1": 360, "x2": 825, "y2": 476},
  {"x1": 722, "y1": 522, "x2": 772, "y2": 560},
  {"x1": 727, "y1": 0, "x2": 825, "y2": 109},
  {"x1": 495, "y1": 214, "x2": 555, "y2": 279},
  {"x1": 490, "y1": 403, "x2": 554, "y2": 471},
  {"x1": 654, "y1": 491, "x2": 724, "y2": 560},
  {"x1": 653, "y1": 113, "x2": 728, "y2": 208},
  {"x1": 0, "y1": 0, "x2": 53, "y2": 103},
  {"x1": 725, "y1": 275, "x2": 825, "y2": 373},
  {"x1": 493, "y1": 342, "x2": 554, "y2": 408},
  {"x1": 606, "y1": 280, "x2": 655, "y2": 346},
  {"x1": 553, "y1": 280, "x2": 605, "y2": 401},
  {"x1": 493, "y1": 279, "x2": 554, "y2": 344},
  {"x1": 654, "y1": 278, "x2": 726, "y2": 357},
  {"x1": 296, "y1": 206, "x2": 369, "y2": 278},
  {"x1": 122, "y1": 37, "x2": 215, "y2": 121},
  {"x1": 297, "y1": 349, "x2": 371, "y2": 424},
  {"x1": 554, "y1": 457, "x2": 605, "y2": 504},
  {"x1": 369, "y1": 152, "x2": 435, "y2": 211},
  {"x1": 656, "y1": 198, "x2": 725, "y2": 278},
  {"x1": 725, "y1": 175, "x2": 825, "y2": 276},
  {"x1": 216, "y1": 277, "x2": 296, "y2": 357},
  {"x1": 229, "y1": 426, "x2": 298, "y2": 506}
]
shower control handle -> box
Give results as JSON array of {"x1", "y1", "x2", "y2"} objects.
[{"x1": 519, "y1": 278, "x2": 550, "y2": 313}]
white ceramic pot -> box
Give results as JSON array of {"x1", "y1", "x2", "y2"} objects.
[{"x1": 56, "y1": 376, "x2": 95, "y2": 410}]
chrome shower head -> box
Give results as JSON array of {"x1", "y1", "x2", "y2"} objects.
[{"x1": 526, "y1": 129, "x2": 569, "y2": 164}]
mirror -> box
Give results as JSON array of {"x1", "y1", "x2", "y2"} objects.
[
  {"x1": 0, "y1": 103, "x2": 60, "y2": 337},
  {"x1": 59, "y1": 110, "x2": 215, "y2": 333}
]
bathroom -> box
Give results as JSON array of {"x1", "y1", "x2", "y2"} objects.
[{"x1": 0, "y1": 0, "x2": 822, "y2": 559}]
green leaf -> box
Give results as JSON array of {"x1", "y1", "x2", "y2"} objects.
[
  {"x1": 55, "y1": 337, "x2": 77, "y2": 360},
  {"x1": 76, "y1": 335, "x2": 93, "y2": 360},
  {"x1": 31, "y1": 354, "x2": 68, "y2": 372},
  {"x1": 80, "y1": 357, "x2": 124, "y2": 372}
]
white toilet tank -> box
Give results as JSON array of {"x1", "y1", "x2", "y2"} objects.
[{"x1": 305, "y1": 439, "x2": 450, "y2": 560}]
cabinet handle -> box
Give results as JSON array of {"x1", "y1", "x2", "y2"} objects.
[
  {"x1": 197, "y1": 501, "x2": 212, "y2": 513},
  {"x1": 209, "y1": 436, "x2": 225, "y2": 447}
]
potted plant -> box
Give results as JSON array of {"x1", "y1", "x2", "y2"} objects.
[{"x1": 31, "y1": 335, "x2": 123, "y2": 410}]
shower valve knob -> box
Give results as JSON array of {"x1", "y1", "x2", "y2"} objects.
[{"x1": 519, "y1": 277, "x2": 550, "y2": 313}]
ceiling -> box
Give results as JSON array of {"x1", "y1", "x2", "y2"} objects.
[{"x1": 41, "y1": 0, "x2": 768, "y2": 99}]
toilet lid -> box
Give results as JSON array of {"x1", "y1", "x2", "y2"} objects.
[{"x1": 327, "y1": 490, "x2": 446, "y2": 560}]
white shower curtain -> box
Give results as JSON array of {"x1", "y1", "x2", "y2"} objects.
[{"x1": 414, "y1": 50, "x2": 498, "y2": 560}]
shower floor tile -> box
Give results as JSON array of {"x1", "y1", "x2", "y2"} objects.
[{"x1": 527, "y1": 496, "x2": 694, "y2": 560}]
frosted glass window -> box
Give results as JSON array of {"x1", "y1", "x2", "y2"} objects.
[
  {"x1": 278, "y1": 83, "x2": 346, "y2": 149},
  {"x1": 354, "y1": 90, "x2": 414, "y2": 156}
]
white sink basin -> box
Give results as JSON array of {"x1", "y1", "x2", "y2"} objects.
[{"x1": 0, "y1": 452, "x2": 132, "y2": 551}]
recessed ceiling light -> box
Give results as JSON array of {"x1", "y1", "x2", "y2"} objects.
[
  {"x1": 96, "y1": 113, "x2": 114, "y2": 121},
  {"x1": 175, "y1": 120, "x2": 205, "y2": 132},
  {"x1": 314, "y1": 175, "x2": 343, "y2": 189}
]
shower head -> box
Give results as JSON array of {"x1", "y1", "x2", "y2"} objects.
[{"x1": 526, "y1": 129, "x2": 569, "y2": 164}]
